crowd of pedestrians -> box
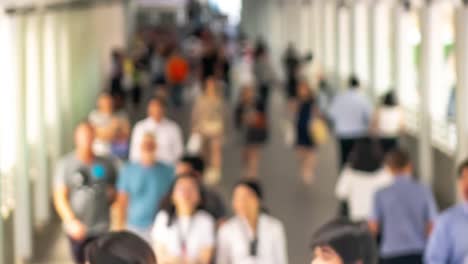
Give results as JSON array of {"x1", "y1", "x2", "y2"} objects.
[
  {"x1": 327, "y1": 77, "x2": 468, "y2": 263},
  {"x1": 51, "y1": 10, "x2": 468, "y2": 264}
]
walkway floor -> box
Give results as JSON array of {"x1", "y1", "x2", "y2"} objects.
[{"x1": 32, "y1": 88, "x2": 339, "y2": 264}]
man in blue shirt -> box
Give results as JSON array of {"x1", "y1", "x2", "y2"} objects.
[
  {"x1": 368, "y1": 148, "x2": 438, "y2": 264},
  {"x1": 425, "y1": 159, "x2": 468, "y2": 264},
  {"x1": 115, "y1": 132, "x2": 175, "y2": 243},
  {"x1": 328, "y1": 76, "x2": 373, "y2": 168}
]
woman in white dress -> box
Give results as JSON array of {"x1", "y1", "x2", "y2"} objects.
[
  {"x1": 335, "y1": 138, "x2": 392, "y2": 222},
  {"x1": 152, "y1": 174, "x2": 215, "y2": 264},
  {"x1": 217, "y1": 180, "x2": 288, "y2": 264}
]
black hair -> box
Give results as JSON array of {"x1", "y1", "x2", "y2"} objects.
[
  {"x1": 180, "y1": 155, "x2": 205, "y2": 174},
  {"x1": 348, "y1": 138, "x2": 383, "y2": 173},
  {"x1": 159, "y1": 174, "x2": 205, "y2": 227},
  {"x1": 201, "y1": 75, "x2": 220, "y2": 92},
  {"x1": 457, "y1": 159, "x2": 468, "y2": 178},
  {"x1": 385, "y1": 148, "x2": 411, "y2": 170},
  {"x1": 349, "y1": 75, "x2": 360, "y2": 89},
  {"x1": 254, "y1": 40, "x2": 268, "y2": 59},
  {"x1": 233, "y1": 179, "x2": 269, "y2": 214},
  {"x1": 85, "y1": 231, "x2": 156, "y2": 264},
  {"x1": 233, "y1": 179, "x2": 263, "y2": 201},
  {"x1": 311, "y1": 218, "x2": 378, "y2": 264},
  {"x1": 382, "y1": 91, "x2": 397, "y2": 106}
]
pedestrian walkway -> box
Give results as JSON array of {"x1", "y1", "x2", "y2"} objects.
[{"x1": 32, "y1": 89, "x2": 339, "y2": 264}]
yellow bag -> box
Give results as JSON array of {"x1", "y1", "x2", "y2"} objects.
[{"x1": 310, "y1": 118, "x2": 329, "y2": 145}]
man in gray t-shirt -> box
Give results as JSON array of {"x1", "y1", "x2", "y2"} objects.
[{"x1": 53, "y1": 122, "x2": 118, "y2": 264}]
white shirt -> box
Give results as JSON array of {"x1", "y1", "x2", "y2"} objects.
[
  {"x1": 335, "y1": 168, "x2": 393, "y2": 221},
  {"x1": 329, "y1": 90, "x2": 373, "y2": 138},
  {"x1": 129, "y1": 117, "x2": 183, "y2": 165},
  {"x1": 217, "y1": 214, "x2": 288, "y2": 264},
  {"x1": 152, "y1": 210, "x2": 215, "y2": 261},
  {"x1": 377, "y1": 106, "x2": 403, "y2": 138}
]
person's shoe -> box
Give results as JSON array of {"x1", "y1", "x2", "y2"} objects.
[{"x1": 204, "y1": 167, "x2": 221, "y2": 186}]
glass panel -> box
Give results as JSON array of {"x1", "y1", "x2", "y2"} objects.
[
  {"x1": 43, "y1": 13, "x2": 61, "y2": 162},
  {"x1": 374, "y1": 2, "x2": 393, "y2": 97},
  {"x1": 337, "y1": 7, "x2": 351, "y2": 85},
  {"x1": 0, "y1": 14, "x2": 18, "y2": 219},
  {"x1": 324, "y1": 2, "x2": 336, "y2": 75},
  {"x1": 431, "y1": 3, "x2": 457, "y2": 153},
  {"x1": 400, "y1": 10, "x2": 421, "y2": 132},
  {"x1": 352, "y1": 3, "x2": 369, "y2": 85}
]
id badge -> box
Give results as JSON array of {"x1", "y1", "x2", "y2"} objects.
[{"x1": 249, "y1": 239, "x2": 258, "y2": 257}]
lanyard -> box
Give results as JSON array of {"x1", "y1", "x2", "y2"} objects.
[
  {"x1": 176, "y1": 217, "x2": 195, "y2": 258},
  {"x1": 240, "y1": 216, "x2": 260, "y2": 257}
]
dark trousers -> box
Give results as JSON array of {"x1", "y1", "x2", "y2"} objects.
[
  {"x1": 381, "y1": 254, "x2": 423, "y2": 264},
  {"x1": 380, "y1": 137, "x2": 398, "y2": 155},
  {"x1": 338, "y1": 138, "x2": 360, "y2": 168},
  {"x1": 171, "y1": 84, "x2": 183, "y2": 107},
  {"x1": 259, "y1": 83, "x2": 270, "y2": 106},
  {"x1": 68, "y1": 236, "x2": 98, "y2": 264},
  {"x1": 130, "y1": 85, "x2": 142, "y2": 106}
]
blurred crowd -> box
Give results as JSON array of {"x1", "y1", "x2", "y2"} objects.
[{"x1": 51, "y1": 7, "x2": 468, "y2": 264}]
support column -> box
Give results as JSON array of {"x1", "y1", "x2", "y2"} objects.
[
  {"x1": 393, "y1": 5, "x2": 403, "y2": 102},
  {"x1": 33, "y1": 13, "x2": 50, "y2": 228},
  {"x1": 324, "y1": 1, "x2": 336, "y2": 78},
  {"x1": 455, "y1": 5, "x2": 468, "y2": 199},
  {"x1": 271, "y1": 0, "x2": 282, "y2": 70},
  {"x1": 350, "y1": 1, "x2": 370, "y2": 94},
  {"x1": 368, "y1": 1, "x2": 378, "y2": 101},
  {"x1": 13, "y1": 15, "x2": 33, "y2": 262},
  {"x1": 312, "y1": 0, "x2": 323, "y2": 66},
  {"x1": 369, "y1": 1, "x2": 392, "y2": 100},
  {"x1": 418, "y1": 4, "x2": 436, "y2": 186},
  {"x1": 336, "y1": 4, "x2": 351, "y2": 87}
]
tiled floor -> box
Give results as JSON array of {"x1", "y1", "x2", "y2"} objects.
[{"x1": 32, "y1": 89, "x2": 339, "y2": 264}]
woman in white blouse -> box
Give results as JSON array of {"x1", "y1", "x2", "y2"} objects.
[
  {"x1": 217, "y1": 180, "x2": 288, "y2": 264},
  {"x1": 335, "y1": 138, "x2": 392, "y2": 222},
  {"x1": 152, "y1": 174, "x2": 215, "y2": 264},
  {"x1": 370, "y1": 91, "x2": 404, "y2": 154}
]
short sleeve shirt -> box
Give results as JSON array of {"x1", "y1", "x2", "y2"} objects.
[
  {"x1": 216, "y1": 214, "x2": 288, "y2": 264},
  {"x1": 370, "y1": 176, "x2": 438, "y2": 257},
  {"x1": 335, "y1": 168, "x2": 393, "y2": 221},
  {"x1": 329, "y1": 90, "x2": 373, "y2": 138},
  {"x1": 425, "y1": 204, "x2": 468, "y2": 264},
  {"x1": 117, "y1": 162, "x2": 175, "y2": 228},
  {"x1": 54, "y1": 152, "x2": 118, "y2": 235},
  {"x1": 152, "y1": 210, "x2": 215, "y2": 261}
]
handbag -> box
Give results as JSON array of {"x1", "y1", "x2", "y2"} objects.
[
  {"x1": 309, "y1": 117, "x2": 330, "y2": 145},
  {"x1": 186, "y1": 133, "x2": 203, "y2": 155}
]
